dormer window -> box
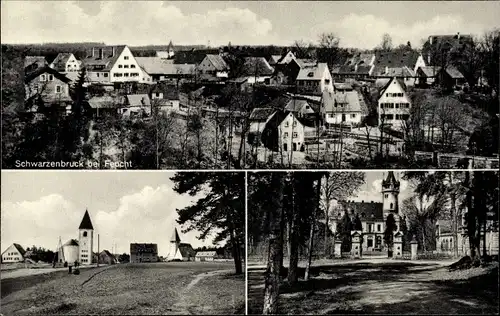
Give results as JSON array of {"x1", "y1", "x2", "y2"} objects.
[
  {"x1": 124, "y1": 56, "x2": 129, "y2": 60},
  {"x1": 307, "y1": 72, "x2": 314, "y2": 77}
]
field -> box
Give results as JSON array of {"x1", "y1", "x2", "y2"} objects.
[
  {"x1": 1, "y1": 262, "x2": 244, "y2": 315},
  {"x1": 248, "y1": 260, "x2": 499, "y2": 314}
]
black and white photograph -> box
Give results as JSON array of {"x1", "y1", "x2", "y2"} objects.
[
  {"x1": 247, "y1": 171, "x2": 498, "y2": 314},
  {"x1": 1, "y1": 171, "x2": 245, "y2": 315},
  {"x1": 1, "y1": 1, "x2": 499, "y2": 170}
]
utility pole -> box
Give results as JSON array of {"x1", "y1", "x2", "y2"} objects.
[{"x1": 97, "y1": 234, "x2": 100, "y2": 267}]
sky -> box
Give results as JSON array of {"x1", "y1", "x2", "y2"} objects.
[
  {"x1": 2, "y1": 1, "x2": 499, "y2": 49},
  {"x1": 1, "y1": 171, "x2": 222, "y2": 256}
]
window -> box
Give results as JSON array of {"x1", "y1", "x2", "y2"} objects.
[
  {"x1": 325, "y1": 79, "x2": 330, "y2": 84},
  {"x1": 104, "y1": 73, "x2": 108, "y2": 77},
  {"x1": 293, "y1": 132, "x2": 298, "y2": 138},
  {"x1": 56, "y1": 85, "x2": 61, "y2": 93},
  {"x1": 390, "y1": 203, "x2": 394, "y2": 209},
  {"x1": 351, "y1": 114, "x2": 356, "y2": 118},
  {"x1": 97, "y1": 73, "x2": 100, "y2": 78},
  {"x1": 384, "y1": 194, "x2": 388, "y2": 198},
  {"x1": 293, "y1": 121, "x2": 297, "y2": 127},
  {"x1": 131, "y1": 64, "x2": 136, "y2": 68},
  {"x1": 377, "y1": 224, "x2": 381, "y2": 232},
  {"x1": 124, "y1": 73, "x2": 129, "y2": 77},
  {"x1": 368, "y1": 224, "x2": 372, "y2": 232},
  {"x1": 386, "y1": 93, "x2": 389, "y2": 97},
  {"x1": 48, "y1": 75, "x2": 54, "y2": 81},
  {"x1": 124, "y1": 56, "x2": 129, "y2": 60},
  {"x1": 83, "y1": 231, "x2": 87, "y2": 237},
  {"x1": 124, "y1": 65, "x2": 129, "y2": 68},
  {"x1": 114, "y1": 73, "x2": 123, "y2": 77},
  {"x1": 285, "y1": 122, "x2": 289, "y2": 127},
  {"x1": 119, "y1": 65, "x2": 123, "y2": 68},
  {"x1": 367, "y1": 239, "x2": 373, "y2": 247},
  {"x1": 284, "y1": 132, "x2": 289, "y2": 138}
]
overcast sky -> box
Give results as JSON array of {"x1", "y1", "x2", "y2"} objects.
[
  {"x1": 1, "y1": 171, "x2": 221, "y2": 256},
  {"x1": 2, "y1": 1, "x2": 498, "y2": 49}
]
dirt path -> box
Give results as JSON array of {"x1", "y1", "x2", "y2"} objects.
[{"x1": 170, "y1": 269, "x2": 234, "y2": 315}]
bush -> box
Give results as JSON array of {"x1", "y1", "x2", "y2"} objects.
[{"x1": 73, "y1": 268, "x2": 80, "y2": 275}]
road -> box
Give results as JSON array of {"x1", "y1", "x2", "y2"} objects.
[
  {"x1": 1, "y1": 262, "x2": 244, "y2": 315},
  {"x1": 248, "y1": 260, "x2": 498, "y2": 315}
]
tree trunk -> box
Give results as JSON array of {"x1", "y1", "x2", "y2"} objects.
[
  {"x1": 262, "y1": 174, "x2": 285, "y2": 315},
  {"x1": 287, "y1": 177, "x2": 299, "y2": 285},
  {"x1": 305, "y1": 177, "x2": 320, "y2": 281}
]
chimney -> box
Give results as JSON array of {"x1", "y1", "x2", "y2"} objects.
[
  {"x1": 92, "y1": 47, "x2": 96, "y2": 58},
  {"x1": 457, "y1": 32, "x2": 460, "y2": 40},
  {"x1": 99, "y1": 48, "x2": 103, "y2": 59}
]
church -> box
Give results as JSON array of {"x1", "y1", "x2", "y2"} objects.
[
  {"x1": 57, "y1": 209, "x2": 94, "y2": 266},
  {"x1": 330, "y1": 171, "x2": 402, "y2": 253},
  {"x1": 165, "y1": 227, "x2": 196, "y2": 261}
]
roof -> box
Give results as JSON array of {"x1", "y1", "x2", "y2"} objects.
[
  {"x1": 126, "y1": 94, "x2": 151, "y2": 107},
  {"x1": 25, "y1": 56, "x2": 47, "y2": 68},
  {"x1": 345, "y1": 53, "x2": 374, "y2": 66},
  {"x1": 51, "y1": 53, "x2": 73, "y2": 71},
  {"x1": 269, "y1": 55, "x2": 282, "y2": 64},
  {"x1": 82, "y1": 45, "x2": 127, "y2": 71},
  {"x1": 100, "y1": 250, "x2": 117, "y2": 260},
  {"x1": 24, "y1": 66, "x2": 72, "y2": 84},
  {"x1": 296, "y1": 63, "x2": 328, "y2": 81},
  {"x1": 382, "y1": 66, "x2": 416, "y2": 77},
  {"x1": 250, "y1": 107, "x2": 276, "y2": 121},
  {"x1": 173, "y1": 49, "x2": 220, "y2": 65},
  {"x1": 382, "y1": 171, "x2": 400, "y2": 189},
  {"x1": 284, "y1": 99, "x2": 310, "y2": 112},
  {"x1": 444, "y1": 66, "x2": 465, "y2": 79},
  {"x1": 170, "y1": 228, "x2": 181, "y2": 243},
  {"x1": 11, "y1": 243, "x2": 27, "y2": 256},
  {"x1": 204, "y1": 54, "x2": 229, "y2": 71},
  {"x1": 334, "y1": 82, "x2": 353, "y2": 91},
  {"x1": 179, "y1": 243, "x2": 195, "y2": 258},
  {"x1": 379, "y1": 77, "x2": 407, "y2": 95},
  {"x1": 79, "y1": 210, "x2": 94, "y2": 230},
  {"x1": 136, "y1": 57, "x2": 195, "y2": 75},
  {"x1": 295, "y1": 59, "x2": 317, "y2": 68},
  {"x1": 150, "y1": 84, "x2": 180, "y2": 100},
  {"x1": 336, "y1": 201, "x2": 384, "y2": 221},
  {"x1": 88, "y1": 96, "x2": 123, "y2": 109},
  {"x1": 63, "y1": 239, "x2": 79, "y2": 247},
  {"x1": 322, "y1": 90, "x2": 363, "y2": 113},
  {"x1": 130, "y1": 243, "x2": 158, "y2": 254},
  {"x1": 374, "y1": 50, "x2": 421, "y2": 68},
  {"x1": 196, "y1": 251, "x2": 217, "y2": 257},
  {"x1": 243, "y1": 57, "x2": 274, "y2": 76},
  {"x1": 418, "y1": 66, "x2": 442, "y2": 77}
]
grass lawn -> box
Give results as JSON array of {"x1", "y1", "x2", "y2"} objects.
[
  {"x1": 1, "y1": 262, "x2": 244, "y2": 315},
  {"x1": 248, "y1": 260, "x2": 499, "y2": 314}
]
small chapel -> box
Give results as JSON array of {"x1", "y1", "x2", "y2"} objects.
[{"x1": 165, "y1": 227, "x2": 196, "y2": 261}]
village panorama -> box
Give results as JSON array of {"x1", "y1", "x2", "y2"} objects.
[
  {"x1": 0, "y1": 171, "x2": 245, "y2": 314},
  {"x1": 2, "y1": 2, "x2": 498, "y2": 169}
]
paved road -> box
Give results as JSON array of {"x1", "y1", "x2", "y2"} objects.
[
  {"x1": 1, "y1": 262, "x2": 244, "y2": 315},
  {"x1": 1, "y1": 263, "x2": 108, "y2": 280}
]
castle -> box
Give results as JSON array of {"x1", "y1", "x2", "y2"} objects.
[
  {"x1": 330, "y1": 171, "x2": 402, "y2": 253},
  {"x1": 57, "y1": 209, "x2": 94, "y2": 266}
]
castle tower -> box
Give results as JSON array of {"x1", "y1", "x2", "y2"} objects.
[
  {"x1": 166, "y1": 227, "x2": 182, "y2": 261},
  {"x1": 78, "y1": 209, "x2": 94, "y2": 265},
  {"x1": 382, "y1": 171, "x2": 400, "y2": 228}
]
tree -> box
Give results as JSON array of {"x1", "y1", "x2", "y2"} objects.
[
  {"x1": 338, "y1": 211, "x2": 353, "y2": 252},
  {"x1": 304, "y1": 174, "x2": 322, "y2": 281},
  {"x1": 262, "y1": 172, "x2": 285, "y2": 315},
  {"x1": 317, "y1": 32, "x2": 341, "y2": 68},
  {"x1": 118, "y1": 253, "x2": 130, "y2": 263},
  {"x1": 170, "y1": 172, "x2": 245, "y2": 274},
  {"x1": 384, "y1": 214, "x2": 397, "y2": 257},
  {"x1": 293, "y1": 40, "x2": 316, "y2": 59},
  {"x1": 379, "y1": 33, "x2": 393, "y2": 51},
  {"x1": 434, "y1": 96, "x2": 467, "y2": 152}
]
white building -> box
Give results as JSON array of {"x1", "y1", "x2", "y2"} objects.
[
  {"x1": 50, "y1": 53, "x2": 82, "y2": 73},
  {"x1": 197, "y1": 54, "x2": 229, "y2": 78},
  {"x1": 119, "y1": 94, "x2": 151, "y2": 118},
  {"x1": 377, "y1": 77, "x2": 411, "y2": 129},
  {"x1": 165, "y1": 227, "x2": 196, "y2": 261},
  {"x1": 58, "y1": 209, "x2": 95, "y2": 266},
  {"x1": 1, "y1": 243, "x2": 26, "y2": 263},
  {"x1": 296, "y1": 63, "x2": 334, "y2": 94},
  {"x1": 322, "y1": 90, "x2": 365, "y2": 127},
  {"x1": 195, "y1": 251, "x2": 217, "y2": 261}
]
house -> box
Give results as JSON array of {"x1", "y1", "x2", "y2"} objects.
[
  {"x1": 50, "y1": 53, "x2": 81, "y2": 73},
  {"x1": 166, "y1": 228, "x2": 196, "y2": 261},
  {"x1": 1, "y1": 243, "x2": 26, "y2": 263},
  {"x1": 150, "y1": 84, "x2": 180, "y2": 113},
  {"x1": 322, "y1": 90, "x2": 365, "y2": 127},
  {"x1": 24, "y1": 66, "x2": 73, "y2": 113},
  {"x1": 375, "y1": 66, "x2": 417, "y2": 87},
  {"x1": 333, "y1": 82, "x2": 354, "y2": 92},
  {"x1": 345, "y1": 53, "x2": 376, "y2": 68},
  {"x1": 135, "y1": 57, "x2": 195, "y2": 82},
  {"x1": 248, "y1": 107, "x2": 277, "y2": 145},
  {"x1": 242, "y1": 57, "x2": 275, "y2": 83},
  {"x1": 197, "y1": 54, "x2": 229, "y2": 78},
  {"x1": 268, "y1": 55, "x2": 282, "y2": 66},
  {"x1": 120, "y1": 94, "x2": 151, "y2": 117},
  {"x1": 88, "y1": 95, "x2": 123, "y2": 117},
  {"x1": 82, "y1": 45, "x2": 150, "y2": 84},
  {"x1": 130, "y1": 243, "x2": 158, "y2": 263},
  {"x1": 377, "y1": 77, "x2": 411, "y2": 129},
  {"x1": 195, "y1": 251, "x2": 217, "y2": 261},
  {"x1": 156, "y1": 40, "x2": 175, "y2": 59},
  {"x1": 56, "y1": 210, "x2": 95, "y2": 266},
  {"x1": 372, "y1": 50, "x2": 426, "y2": 75},
  {"x1": 99, "y1": 250, "x2": 117, "y2": 264},
  {"x1": 416, "y1": 66, "x2": 442, "y2": 86},
  {"x1": 425, "y1": 33, "x2": 473, "y2": 65},
  {"x1": 296, "y1": 63, "x2": 334, "y2": 94},
  {"x1": 262, "y1": 110, "x2": 317, "y2": 152},
  {"x1": 25, "y1": 56, "x2": 48, "y2": 74},
  {"x1": 437, "y1": 66, "x2": 466, "y2": 90},
  {"x1": 284, "y1": 98, "x2": 315, "y2": 117},
  {"x1": 331, "y1": 64, "x2": 374, "y2": 80},
  {"x1": 276, "y1": 51, "x2": 296, "y2": 65},
  {"x1": 330, "y1": 172, "x2": 402, "y2": 253},
  {"x1": 270, "y1": 58, "x2": 302, "y2": 85}
]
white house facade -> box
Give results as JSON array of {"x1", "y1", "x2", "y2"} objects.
[
  {"x1": 377, "y1": 77, "x2": 412, "y2": 129},
  {"x1": 1, "y1": 244, "x2": 26, "y2": 263}
]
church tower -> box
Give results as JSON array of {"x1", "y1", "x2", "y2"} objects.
[
  {"x1": 382, "y1": 171, "x2": 400, "y2": 227},
  {"x1": 166, "y1": 227, "x2": 182, "y2": 261},
  {"x1": 167, "y1": 40, "x2": 175, "y2": 58},
  {"x1": 78, "y1": 209, "x2": 94, "y2": 265}
]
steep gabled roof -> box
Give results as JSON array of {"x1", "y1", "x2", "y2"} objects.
[
  {"x1": 12, "y1": 243, "x2": 26, "y2": 256},
  {"x1": 24, "y1": 66, "x2": 72, "y2": 84},
  {"x1": 51, "y1": 53, "x2": 73, "y2": 71},
  {"x1": 25, "y1": 56, "x2": 48, "y2": 68},
  {"x1": 336, "y1": 201, "x2": 384, "y2": 221},
  {"x1": 130, "y1": 243, "x2": 158, "y2": 254},
  {"x1": 418, "y1": 66, "x2": 442, "y2": 77},
  {"x1": 150, "y1": 84, "x2": 180, "y2": 100},
  {"x1": 379, "y1": 77, "x2": 407, "y2": 95},
  {"x1": 382, "y1": 171, "x2": 400, "y2": 189},
  {"x1": 136, "y1": 57, "x2": 195, "y2": 75},
  {"x1": 82, "y1": 45, "x2": 127, "y2": 71},
  {"x1": 322, "y1": 90, "x2": 363, "y2": 113},
  {"x1": 63, "y1": 239, "x2": 80, "y2": 247},
  {"x1": 444, "y1": 66, "x2": 465, "y2": 79},
  {"x1": 100, "y1": 250, "x2": 117, "y2": 260},
  {"x1": 126, "y1": 94, "x2": 151, "y2": 107},
  {"x1": 374, "y1": 50, "x2": 421, "y2": 68},
  {"x1": 249, "y1": 107, "x2": 276, "y2": 121},
  {"x1": 79, "y1": 209, "x2": 94, "y2": 230},
  {"x1": 205, "y1": 54, "x2": 229, "y2": 71},
  {"x1": 284, "y1": 99, "x2": 310, "y2": 112},
  {"x1": 243, "y1": 57, "x2": 274, "y2": 76},
  {"x1": 268, "y1": 55, "x2": 282, "y2": 65},
  {"x1": 296, "y1": 63, "x2": 328, "y2": 81},
  {"x1": 179, "y1": 243, "x2": 195, "y2": 258},
  {"x1": 170, "y1": 227, "x2": 181, "y2": 243}
]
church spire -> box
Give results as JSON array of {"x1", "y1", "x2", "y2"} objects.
[
  {"x1": 79, "y1": 209, "x2": 94, "y2": 230},
  {"x1": 382, "y1": 171, "x2": 400, "y2": 190},
  {"x1": 170, "y1": 227, "x2": 181, "y2": 243}
]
